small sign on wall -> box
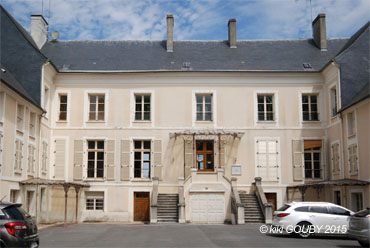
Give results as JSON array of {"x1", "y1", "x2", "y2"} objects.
[{"x1": 231, "y1": 164, "x2": 242, "y2": 175}]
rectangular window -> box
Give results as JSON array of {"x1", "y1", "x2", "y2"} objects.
[
  {"x1": 257, "y1": 95, "x2": 274, "y2": 121},
  {"x1": 43, "y1": 86, "x2": 49, "y2": 111},
  {"x1": 10, "y1": 190, "x2": 20, "y2": 203},
  {"x1": 28, "y1": 144, "x2": 36, "y2": 174},
  {"x1": 59, "y1": 94, "x2": 68, "y2": 121},
  {"x1": 40, "y1": 188, "x2": 46, "y2": 212},
  {"x1": 89, "y1": 95, "x2": 105, "y2": 121},
  {"x1": 330, "y1": 87, "x2": 337, "y2": 117},
  {"x1": 351, "y1": 192, "x2": 363, "y2": 212},
  {"x1": 302, "y1": 94, "x2": 319, "y2": 121},
  {"x1": 87, "y1": 141, "x2": 104, "y2": 178},
  {"x1": 304, "y1": 140, "x2": 322, "y2": 179},
  {"x1": 134, "y1": 140, "x2": 151, "y2": 178},
  {"x1": 16, "y1": 104, "x2": 25, "y2": 131},
  {"x1": 41, "y1": 141, "x2": 48, "y2": 172},
  {"x1": 331, "y1": 143, "x2": 340, "y2": 173},
  {"x1": 135, "y1": 94, "x2": 151, "y2": 121},
  {"x1": 334, "y1": 190, "x2": 341, "y2": 205},
  {"x1": 196, "y1": 94, "x2": 212, "y2": 121},
  {"x1": 196, "y1": 140, "x2": 214, "y2": 171},
  {"x1": 29, "y1": 112, "x2": 36, "y2": 137},
  {"x1": 348, "y1": 144, "x2": 358, "y2": 175},
  {"x1": 347, "y1": 112, "x2": 355, "y2": 136},
  {"x1": 14, "y1": 139, "x2": 23, "y2": 172},
  {"x1": 86, "y1": 192, "x2": 104, "y2": 210}
]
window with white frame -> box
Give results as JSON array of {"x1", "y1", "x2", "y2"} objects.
[
  {"x1": 58, "y1": 94, "x2": 68, "y2": 121},
  {"x1": 333, "y1": 190, "x2": 341, "y2": 205},
  {"x1": 135, "y1": 94, "x2": 151, "y2": 121},
  {"x1": 28, "y1": 144, "x2": 36, "y2": 174},
  {"x1": 351, "y1": 192, "x2": 363, "y2": 212},
  {"x1": 16, "y1": 104, "x2": 25, "y2": 131},
  {"x1": 41, "y1": 141, "x2": 48, "y2": 172},
  {"x1": 10, "y1": 189, "x2": 20, "y2": 203},
  {"x1": 256, "y1": 139, "x2": 279, "y2": 181},
  {"x1": 348, "y1": 144, "x2": 358, "y2": 175},
  {"x1": 85, "y1": 192, "x2": 104, "y2": 210},
  {"x1": 14, "y1": 139, "x2": 23, "y2": 172},
  {"x1": 196, "y1": 94, "x2": 212, "y2": 121},
  {"x1": 88, "y1": 95, "x2": 105, "y2": 121},
  {"x1": 29, "y1": 112, "x2": 36, "y2": 137},
  {"x1": 331, "y1": 143, "x2": 340, "y2": 174},
  {"x1": 134, "y1": 140, "x2": 151, "y2": 178},
  {"x1": 330, "y1": 87, "x2": 337, "y2": 117},
  {"x1": 257, "y1": 94, "x2": 274, "y2": 121},
  {"x1": 87, "y1": 140, "x2": 104, "y2": 178},
  {"x1": 302, "y1": 94, "x2": 319, "y2": 121},
  {"x1": 347, "y1": 112, "x2": 355, "y2": 136},
  {"x1": 304, "y1": 140, "x2": 322, "y2": 179},
  {"x1": 43, "y1": 86, "x2": 50, "y2": 112}
]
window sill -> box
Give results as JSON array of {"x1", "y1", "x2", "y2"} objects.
[
  {"x1": 132, "y1": 121, "x2": 151, "y2": 123},
  {"x1": 85, "y1": 121, "x2": 105, "y2": 123},
  {"x1": 196, "y1": 171, "x2": 217, "y2": 174},
  {"x1": 131, "y1": 178, "x2": 152, "y2": 182},
  {"x1": 84, "y1": 178, "x2": 105, "y2": 182},
  {"x1": 56, "y1": 120, "x2": 68, "y2": 123},
  {"x1": 256, "y1": 121, "x2": 277, "y2": 124},
  {"x1": 302, "y1": 120, "x2": 321, "y2": 124},
  {"x1": 195, "y1": 121, "x2": 214, "y2": 123}
]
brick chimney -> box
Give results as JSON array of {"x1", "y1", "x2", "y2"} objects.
[
  {"x1": 312, "y1": 13, "x2": 327, "y2": 50},
  {"x1": 228, "y1": 18, "x2": 237, "y2": 48},
  {"x1": 166, "y1": 14, "x2": 174, "y2": 52},
  {"x1": 30, "y1": 15, "x2": 48, "y2": 49}
]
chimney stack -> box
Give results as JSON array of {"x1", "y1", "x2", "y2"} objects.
[
  {"x1": 166, "y1": 14, "x2": 174, "y2": 52},
  {"x1": 228, "y1": 18, "x2": 237, "y2": 48},
  {"x1": 30, "y1": 15, "x2": 48, "y2": 49},
  {"x1": 312, "y1": 13, "x2": 327, "y2": 50}
]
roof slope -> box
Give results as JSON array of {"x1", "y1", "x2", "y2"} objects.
[
  {"x1": 335, "y1": 21, "x2": 370, "y2": 110},
  {"x1": 41, "y1": 39, "x2": 347, "y2": 72},
  {"x1": 0, "y1": 5, "x2": 47, "y2": 105}
]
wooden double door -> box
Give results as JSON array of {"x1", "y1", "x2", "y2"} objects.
[{"x1": 134, "y1": 192, "x2": 150, "y2": 222}]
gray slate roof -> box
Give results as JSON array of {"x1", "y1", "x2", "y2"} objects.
[
  {"x1": 0, "y1": 5, "x2": 47, "y2": 106},
  {"x1": 41, "y1": 39, "x2": 348, "y2": 72},
  {"x1": 335, "y1": 22, "x2": 370, "y2": 110}
]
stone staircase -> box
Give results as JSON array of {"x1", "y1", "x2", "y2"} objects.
[
  {"x1": 157, "y1": 194, "x2": 178, "y2": 223},
  {"x1": 239, "y1": 193, "x2": 265, "y2": 223}
]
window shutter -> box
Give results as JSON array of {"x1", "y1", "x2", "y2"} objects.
[
  {"x1": 106, "y1": 140, "x2": 115, "y2": 181},
  {"x1": 73, "y1": 140, "x2": 83, "y2": 180},
  {"x1": 14, "y1": 140, "x2": 19, "y2": 170},
  {"x1": 27, "y1": 144, "x2": 31, "y2": 173},
  {"x1": 184, "y1": 138, "x2": 193, "y2": 178},
  {"x1": 120, "y1": 140, "x2": 130, "y2": 181},
  {"x1": 153, "y1": 140, "x2": 162, "y2": 180},
  {"x1": 20, "y1": 141, "x2": 23, "y2": 171},
  {"x1": 54, "y1": 139, "x2": 66, "y2": 179},
  {"x1": 267, "y1": 140, "x2": 279, "y2": 180},
  {"x1": 220, "y1": 139, "x2": 226, "y2": 169},
  {"x1": 257, "y1": 141, "x2": 267, "y2": 180},
  {"x1": 292, "y1": 140, "x2": 303, "y2": 181}
]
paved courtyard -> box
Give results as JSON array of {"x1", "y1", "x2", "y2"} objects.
[{"x1": 39, "y1": 223, "x2": 360, "y2": 247}]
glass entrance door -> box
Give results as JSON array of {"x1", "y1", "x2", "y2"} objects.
[{"x1": 196, "y1": 140, "x2": 214, "y2": 171}]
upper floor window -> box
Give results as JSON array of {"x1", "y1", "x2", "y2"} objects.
[
  {"x1": 304, "y1": 140, "x2": 322, "y2": 179},
  {"x1": 330, "y1": 87, "x2": 337, "y2": 117},
  {"x1": 58, "y1": 94, "x2": 68, "y2": 121},
  {"x1": 302, "y1": 94, "x2": 319, "y2": 121},
  {"x1": 257, "y1": 94, "x2": 274, "y2": 121},
  {"x1": 135, "y1": 94, "x2": 151, "y2": 121},
  {"x1": 29, "y1": 112, "x2": 36, "y2": 137},
  {"x1": 16, "y1": 104, "x2": 25, "y2": 131},
  {"x1": 196, "y1": 94, "x2": 212, "y2": 121},
  {"x1": 89, "y1": 95, "x2": 105, "y2": 121},
  {"x1": 134, "y1": 140, "x2": 151, "y2": 178},
  {"x1": 87, "y1": 140, "x2": 104, "y2": 178},
  {"x1": 347, "y1": 112, "x2": 355, "y2": 136}
]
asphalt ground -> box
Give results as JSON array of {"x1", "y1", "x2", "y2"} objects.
[{"x1": 39, "y1": 223, "x2": 360, "y2": 248}]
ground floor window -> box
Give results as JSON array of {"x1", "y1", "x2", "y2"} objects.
[
  {"x1": 86, "y1": 192, "x2": 104, "y2": 210},
  {"x1": 351, "y1": 192, "x2": 363, "y2": 212},
  {"x1": 334, "y1": 190, "x2": 341, "y2": 205},
  {"x1": 10, "y1": 189, "x2": 20, "y2": 203},
  {"x1": 134, "y1": 140, "x2": 151, "y2": 178},
  {"x1": 304, "y1": 140, "x2": 322, "y2": 179},
  {"x1": 196, "y1": 140, "x2": 214, "y2": 171},
  {"x1": 87, "y1": 140, "x2": 104, "y2": 178}
]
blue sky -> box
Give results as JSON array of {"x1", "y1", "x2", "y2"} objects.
[{"x1": 1, "y1": 0, "x2": 369, "y2": 40}]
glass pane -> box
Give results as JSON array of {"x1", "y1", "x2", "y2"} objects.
[
  {"x1": 305, "y1": 162, "x2": 311, "y2": 170},
  {"x1": 197, "y1": 104, "x2": 203, "y2": 112},
  {"x1": 97, "y1": 169, "x2": 104, "y2": 178},
  {"x1": 95, "y1": 199, "x2": 104, "y2": 210},
  {"x1": 143, "y1": 162, "x2": 150, "y2": 170},
  {"x1": 311, "y1": 104, "x2": 317, "y2": 112},
  {"x1": 313, "y1": 152, "x2": 320, "y2": 161},
  {"x1": 206, "y1": 141, "x2": 213, "y2": 151},
  {"x1": 196, "y1": 141, "x2": 203, "y2": 151},
  {"x1": 257, "y1": 95, "x2": 264, "y2": 103},
  {"x1": 205, "y1": 95, "x2": 211, "y2": 103},
  {"x1": 134, "y1": 169, "x2": 141, "y2": 178},
  {"x1": 258, "y1": 113, "x2": 264, "y2": 121},
  {"x1": 98, "y1": 96, "x2": 104, "y2": 103},
  {"x1": 266, "y1": 104, "x2": 273, "y2": 111},
  {"x1": 144, "y1": 104, "x2": 150, "y2": 111},
  {"x1": 144, "y1": 95, "x2": 150, "y2": 103},
  {"x1": 314, "y1": 170, "x2": 321, "y2": 178},
  {"x1": 59, "y1": 112, "x2": 67, "y2": 120},
  {"x1": 60, "y1": 95, "x2": 67, "y2": 103},
  {"x1": 311, "y1": 112, "x2": 318, "y2": 120},
  {"x1": 305, "y1": 170, "x2": 312, "y2": 178},
  {"x1": 136, "y1": 104, "x2": 142, "y2": 111},
  {"x1": 196, "y1": 95, "x2": 203, "y2": 104},
  {"x1": 196, "y1": 113, "x2": 203, "y2": 121},
  {"x1": 302, "y1": 95, "x2": 308, "y2": 103},
  {"x1": 258, "y1": 104, "x2": 264, "y2": 111},
  {"x1": 197, "y1": 161, "x2": 204, "y2": 170},
  {"x1": 135, "y1": 141, "x2": 141, "y2": 149},
  {"x1": 134, "y1": 161, "x2": 141, "y2": 169},
  {"x1": 88, "y1": 161, "x2": 94, "y2": 169},
  {"x1": 90, "y1": 95, "x2": 96, "y2": 103},
  {"x1": 97, "y1": 152, "x2": 104, "y2": 160},
  {"x1": 97, "y1": 161, "x2": 104, "y2": 169},
  {"x1": 98, "y1": 104, "x2": 104, "y2": 111},
  {"x1": 266, "y1": 95, "x2": 273, "y2": 103},
  {"x1": 134, "y1": 152, "x2": 141, "y2": 160},
  {"x1": 88, "y1": 141, "x2": 95, "y2": 149},
  {"x1": 143, "y1": 152, "x2": 150, "y2": 161},
  {"x1": 205, "y1": 103, "x2": 211, "y2": 112},
  {"x1": 60, "y1": 104, "x2": 67, "y2": 111},
  {"x1": 143, "y1": 169, "x2": 150, "y2": 178},
  {"x1": 302, "y1": 104, "x2": 309, "y2": 111},
  {"x1": 197, "y1": 154, "x2": 204, "y2": 162},
  {"x1": 205, "y1": 113, "x2": 212, "y2": 121},
  {"x1": 90, "y1": 104, "x2": 96, "y2": 111},
  {"x1": 206, "y1": 154, "x2": 214, "y2": 169},
  {"x1": 311, "y1": 95, "x2": 317, "y2": 103},
  {"x1": 98, "y1": 112, "x2": 104, "y2": 120},
  {"x1": 89, "y1": 112, "x2": 95, "y2": 120},
  {"x1": 144, "y1": 112, "x2": 150, "y2": 120},
  {"x1": 97, "y1": 141, "x2": 104, "y2": 149},
  {"x1": 304, "y1": 153, "x2": 311, "y2": 161},
  {"x1": 144, "y1": 141, "x2": 151, "y2": 149},
  {"x1": 87, "y1": 169, "x2": 94, "y2": 178},
  {"x1": 88, "y1": 152, "x2": 95, "y2": 159},
  {"x1": 135, "y1": 112, "x2": 142, "y2": 120},
  {"x1": 135, "y1": 95, "x2": 142, "y2": 103},
  {"x1": 267, "y1": 112, "x2": 274, "y2": 121},
  {"x1": 314, "y1": 161, "x2": 320, "y2": 170},
  {"x1": 303, "y1": 112, "x2": 309, "y2": 121}
]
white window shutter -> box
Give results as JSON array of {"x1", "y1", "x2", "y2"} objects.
[
  {"x1": 153, "y1": 140, "x2": 162, "y2": 180},
  {"x1": 292, "y1": 140, "x2": 304, "y2": 181},
  {"x1": 184, "y1": 138, "x2": 193, "y2": 178},
  {"x1": 54, "y1": 139, "x2": 66, "y2": 180},
  {"x1": 106, "y1": 140, "x2": 115, "y2": 181},
  {"x1": 120, "y1": 140, "x2": 130, "y2": 181},
  {"x1": 73, "y1": 140, "x2": 83, "y2": 180}
]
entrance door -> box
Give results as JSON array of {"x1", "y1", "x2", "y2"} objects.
[
  {"x1": 265, "y1": 193, "x2": 277, "y2": 212},
  {"x1": 196, "y1": 140, "x2": 214, "y2": 171},
  {"x1": 134, "y1": 192, "x2": 150, "y2": 222}
]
